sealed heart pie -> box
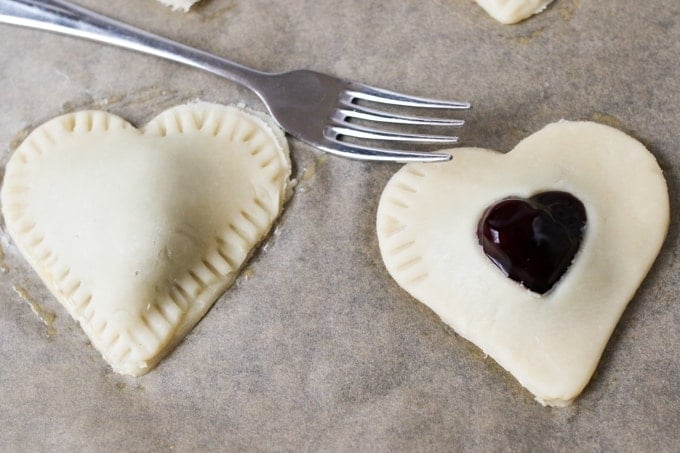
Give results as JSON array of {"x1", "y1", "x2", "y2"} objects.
[
  {"x1": 1, "y1": 102, "x2": 292, "y2": 376},
  {"x1": 377, "y1": 121, "x2": 669, "y2": 406}
]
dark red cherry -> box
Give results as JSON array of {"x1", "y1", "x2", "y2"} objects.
[{"x1": 477, "y1": 191, "x2": 587, "y2": 294}]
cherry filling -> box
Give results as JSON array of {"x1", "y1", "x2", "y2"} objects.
[{"x1": 477, "y1": 191, "x2": 587, "y2": 295}]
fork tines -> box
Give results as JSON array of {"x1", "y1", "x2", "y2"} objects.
[{"x1": 325, "y1": 83, "x2": 470, "y2": 162}]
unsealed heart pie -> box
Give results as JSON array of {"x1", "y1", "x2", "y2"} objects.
[
  {"x1": 1, "y1": 102, "x2": 292, "y2": 376},
  {"x1": 377, "y1": 121, "x2": 669, "y2": 406}
]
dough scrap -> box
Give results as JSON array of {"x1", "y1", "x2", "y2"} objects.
[
  {"x1": 377, "y1": 121, "x2": 669, "y2": 406},
  {"x1": 155, "y1": 0, "x2": 200, "y2": 12},
  {"x1": 475, "y1": 0, "x2": 553, "y2": 24},
  {"x1": 1, "y1": 103, "x2": 292, "y2": 376}
]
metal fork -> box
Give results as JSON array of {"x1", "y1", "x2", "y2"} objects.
[{"x1": 0, "y1": 0, "x2": 470, "y2": 162}]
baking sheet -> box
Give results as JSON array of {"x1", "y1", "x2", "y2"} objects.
[{"x1": 1, "y1": 0, "x2": 678, "y2": 450}]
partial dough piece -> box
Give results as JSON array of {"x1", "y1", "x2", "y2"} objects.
[
  {"x1": 475, "y1": 0, "x2": 553, "y2": 24},
  {"x1": 2, "y1": 103, "x2": 292, "y2": 376},
  {"x1": 155, "y1": 0, "x2": 200, "y2": 12},
  {"x1": 377, "y1": 121, "x2": 669, "y2": 406}
]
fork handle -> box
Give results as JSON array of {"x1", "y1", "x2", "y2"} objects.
[{"x1": 0, "y1": 0, "x2": 269, "y2": 91}]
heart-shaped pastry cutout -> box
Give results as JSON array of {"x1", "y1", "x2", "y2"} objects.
[
  {"x1": 377, "y1": 121, "x2": 669, "y2": 406},
  {"x1": 1, "y1": 103, "x2": 292, "y2": 376},
  {"x1": 477, "y1": 191, "x2": 587, "y2": 294}
]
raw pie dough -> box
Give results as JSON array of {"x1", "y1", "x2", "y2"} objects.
[
  {"x1": 475, "y1": 0, "x2": 553, "y2": 24},
  {"x1": 1, "y1": 103, "x2": 292, "y2": 376},
  {"x1": 155, "y1": 0, "x2": 200, "y2": 12},
  {"x1": 377, "y1": 121, "x2": 669, "y2": 406}
]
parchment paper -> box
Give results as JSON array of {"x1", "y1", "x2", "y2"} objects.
[{"x1": 1, "y1": 0, "x2": 678, "y2": 450}]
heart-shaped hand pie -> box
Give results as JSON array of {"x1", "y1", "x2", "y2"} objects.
[
  {"x1": 1, "y1": 103, "x2": 292, "y2": 376},
  {"x1": 377, "y1": 121, "x2": 669, "y2": 406}
]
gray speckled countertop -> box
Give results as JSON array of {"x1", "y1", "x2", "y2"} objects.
[{"x1": 0, "y1": 0, "x2": 678, "y2": 450}]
